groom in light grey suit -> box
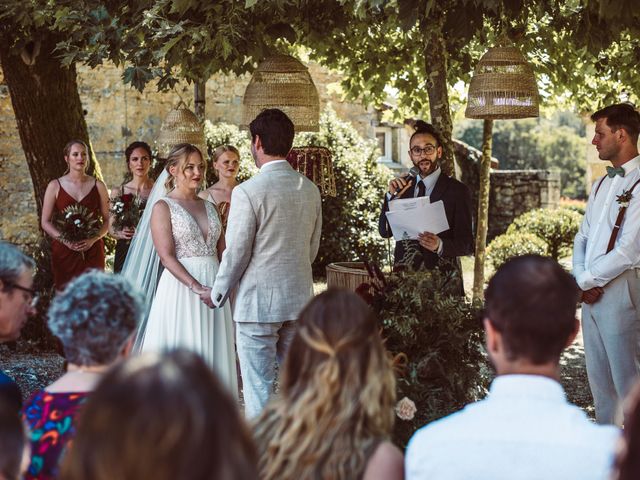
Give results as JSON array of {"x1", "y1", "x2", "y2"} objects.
[{"x1": 203, "y1": 108, "x2": 322, "y2": 418}]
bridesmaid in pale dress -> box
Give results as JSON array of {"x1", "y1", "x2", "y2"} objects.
[{"x1": 198, "y1": 145, "x2": 240, "y2": 231}]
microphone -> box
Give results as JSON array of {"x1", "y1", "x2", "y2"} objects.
[{"x1": 389, "y1": 166, "x2": 420, "y2": 200}]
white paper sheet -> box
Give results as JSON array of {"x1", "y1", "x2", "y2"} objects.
[
  {"x1": 387, "y1": 196, "x2": 430, "y2": 212},
  {"x1": 385, "y1": 200, "x2": 449, "y2": 241}
]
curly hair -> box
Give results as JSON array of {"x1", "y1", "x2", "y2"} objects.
[
  {"x1": 60, "y1": 350, "x2": 257, "y2": 480},
  {"x1": 253, "y1": 289, "x2": 396, "y2": 480},
  {"x1": 48, "y1": 271, "x2": 142, "y2": 366}
]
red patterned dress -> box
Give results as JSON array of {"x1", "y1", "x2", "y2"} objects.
[
  {"x1": 21, "y1": 390, "x2": 89, "y2": 480},
  {"x1": 51, "y1": 179, "x2": 105, "y2": 289}
]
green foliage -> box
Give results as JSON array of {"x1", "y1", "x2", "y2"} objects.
[
  {"x1": 203, "y1": 121, "x2": 257, "y2": 184},
  {"x1": 487, "y1": 232, "x2": 549, "y2": 271},
  {"x1": 507, "y1": 207, "x2": 582, "y2": 260},
  {"x1": 454, "y1": 115, "x2": 587, "y2": 199},
  {"x1": 297, "y1": 107, "x2": 393, "y2": 277},
  {"x1": 361, "y1": 265, "x2": 488, "y2": 447}
]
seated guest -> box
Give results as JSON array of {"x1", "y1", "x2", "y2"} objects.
[
  {"x1": 0, "y1": 398, "x2": 30, "y2": 480},
  {"x1": 60, "y1": 350, "x2": 257, "y2": 480},
  {"x1": 0, "y1": 241, "x2": 37, "y2": 410},
  {"x1": 406, "y1": 255, "x2": 620, "y2": 480},
  {"x1": 253, "y1": 289, "x2": 404, "y2": 480},
  {"x1": 612, "y1": 382, "x2": 640, "y2": 480},
  {"x1": 22, "y1": 271, "x2": 141, "y2": 480}
]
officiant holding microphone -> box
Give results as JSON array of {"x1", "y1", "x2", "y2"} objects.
[{"x1": 378, "y1": 121, "x2": 473, "y2": 288}]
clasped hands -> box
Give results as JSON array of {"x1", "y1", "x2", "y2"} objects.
[
  {"x1": 580, "y1": 287, "x2": 604, "y2": 305},
  {"x1": 62, "y1": 236, "x2": 99, "y2": 252},
  {"x1": 190, "y1": 284, "x2": 214, "y2": 309}
]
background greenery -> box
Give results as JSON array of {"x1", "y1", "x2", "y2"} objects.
[{"x1": 454, "y1": 111, "x2": 587, "y2": 199}]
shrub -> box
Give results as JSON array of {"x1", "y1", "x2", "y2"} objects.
[
  {"x1": 359, "y1": 263, "x2": 489, "y2": 447},
  {"x1": 506, "y1": 207, "x2": 582, "y2": 260},
  {"x1": 486, "y1": 231, "x2": 549, "y2": 271}
]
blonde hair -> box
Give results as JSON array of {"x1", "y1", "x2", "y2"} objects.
[
  {"x1": 253, "y1": 289, "x2": 396, "y2": 480},
  {"x1": 62, "y1": 139, "x2": 89, "y2": 175},
  {"x1": 210, "y1": 145, "x2": 240, "y2": 179},
  {"x1": 163, "y1": 143, "x2": 205, "y2": 192}
]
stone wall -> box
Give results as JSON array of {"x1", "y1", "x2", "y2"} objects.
[
  {"x1": 488, "y1": 170, "x2": 561, "y2": 240},
  {"x1": 0, "y1": 61, "x2": 373, "y2": 248}
]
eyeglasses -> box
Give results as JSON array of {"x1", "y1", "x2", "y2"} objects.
[
  {"x1": 410, "y1": 145, "x2": 437, "y2": 156},
  {"x1": 6, "y1": 282, "x2": 39, "y2": 308}
]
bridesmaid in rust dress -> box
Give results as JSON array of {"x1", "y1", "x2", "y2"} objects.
[
  {"x1": 198, "y1": 145, "x2": 240, "y2": 232},
  {"x1": 41, "y1": 140, "x2": 110, "y2": 290}
]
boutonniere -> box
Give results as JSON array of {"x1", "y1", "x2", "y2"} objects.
[{"x1": 616, "y1": 189, "x2": 634, "y2": 208}]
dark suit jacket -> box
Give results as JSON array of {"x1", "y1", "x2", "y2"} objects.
[{"x1": 379, "y1": 173, "x2": 473, "y2": 273}]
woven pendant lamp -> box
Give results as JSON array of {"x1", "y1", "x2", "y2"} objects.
[
  {"x1": 286, "y1": 146, "x2": 337, "y2": 197},
  {"x1": 156, "y1": 101, "x2": 206, "y2": 159},
  {"x1": 465, "y1": 44, "x2": 539, "y2": 119},
  {"x1": 241, "y1": 54, "x2": 320, "y2": 131}
]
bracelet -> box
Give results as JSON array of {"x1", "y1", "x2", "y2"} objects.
[{"x1": 189, "y1": 282, "x2": 202, "y2": 292}]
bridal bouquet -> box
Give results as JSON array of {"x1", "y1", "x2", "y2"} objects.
[
  {"x1": 54, "y1": 204, "x2": 102, "y2": 242},
  {"x1": 110, "y1": 193, "x2": 144, "y2": 231}
]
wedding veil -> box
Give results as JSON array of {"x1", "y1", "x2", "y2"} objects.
[{"x1": 121, "y1": 168, "x2": 168, "y2": 352}]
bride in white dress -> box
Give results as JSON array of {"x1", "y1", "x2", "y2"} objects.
[{"x1": 122, "y1": 144, "x2": 237, "y2": 396}]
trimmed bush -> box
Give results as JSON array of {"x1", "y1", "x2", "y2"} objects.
[
  {"x1": 506, "y1": 208, "x2": 582, "y2": 260},
  {"x1": 487, "y1": 231, "x2": 549, "y2": 271}
]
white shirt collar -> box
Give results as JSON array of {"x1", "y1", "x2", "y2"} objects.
[
  {"x1": 259, "y1": 159, "x2": 288, "y2": 172},
  {"x1": 620, "y1": 154, "x2": 640, "y2": 175},
  {"x1": 489, "y1": 374, "x2": 566, "y2": 403},
  {"x1": 416, "y1": 166, "x2": 441, "y2": 193}
]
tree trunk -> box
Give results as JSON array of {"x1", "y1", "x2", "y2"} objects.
[
  {"x1": 472, "y1": 119, "x2": 493, "y2": 302},
  {"x1": 422, "y1": 11, "x2": 455, "y2": 178},
  {"x1": 194, "y1": 81, "x2": 206, "y2": 122},
  {"x1": 0, "y1": 35, "x2": 100, "y2": 219}
]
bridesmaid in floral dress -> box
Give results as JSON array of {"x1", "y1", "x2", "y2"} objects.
[
  {"x1": 41, "y1": 140, "x2": 110, "y2": 290},
  {"x1": 198, "y1": 145, "x2": 240, "y2": 231}
]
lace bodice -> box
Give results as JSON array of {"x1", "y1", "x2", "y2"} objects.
[{"x1": 161, "y1": 198, "x2": 221, "y2": 259}]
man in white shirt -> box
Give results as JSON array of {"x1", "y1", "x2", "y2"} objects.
[
  {"x1": 406, "y1": 255, "x2": 620, "y2": 480},
  {"x1": 573, "y1": 103, "x2": 640, "y2": 425}
]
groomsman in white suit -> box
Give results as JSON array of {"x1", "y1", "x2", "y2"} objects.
[
  {"x1": 204, "y1": 108, "x2": 322, "y2": 418},
  {"x1": 573, "y1": 103, "x2": 640, "y2": 425}
]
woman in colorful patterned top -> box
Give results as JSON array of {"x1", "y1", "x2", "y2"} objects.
[{"x1": 21, "y1": 271, "x2": 142, "y2": 480}]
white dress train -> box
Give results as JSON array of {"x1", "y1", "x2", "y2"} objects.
[{"x1": 139, "y1": 198, "x2": 237, "y2": 396}]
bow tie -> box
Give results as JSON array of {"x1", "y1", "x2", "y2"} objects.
[{"x1": 606, "y1": 166, "x2": 625, "y2": 178}]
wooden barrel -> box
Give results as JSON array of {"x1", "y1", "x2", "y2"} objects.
[{"x1": 326, "y1": 262, "x2": 370, "y2": 292}]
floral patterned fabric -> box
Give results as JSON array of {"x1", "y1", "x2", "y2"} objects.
[{"x1": 21, "y1": 390, "x2": 89, "y2": 480}]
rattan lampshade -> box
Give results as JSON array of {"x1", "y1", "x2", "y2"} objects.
[
  {"x1": 242, "y1": 54, "x2": 320, "y2": 132},
  {"x1": 286, "y1": 146, "x2": 336, "y2": 197},
  {"x1": 465, "y1": 45, "x2": 539, "y2": 119},
  {"x1": 156, "y1": 102, "x2": 206, "y2": 158}
]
